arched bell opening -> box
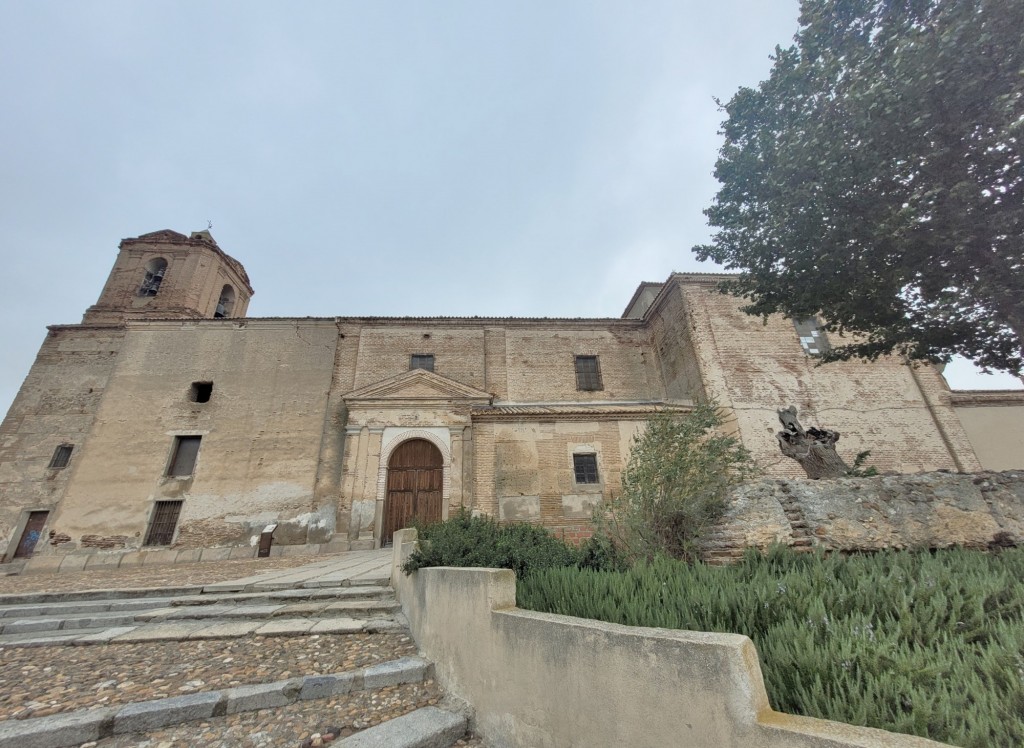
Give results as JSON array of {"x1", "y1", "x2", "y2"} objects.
[{"x1": 138, "y1": 257, "x2": 168, "y2": 297}]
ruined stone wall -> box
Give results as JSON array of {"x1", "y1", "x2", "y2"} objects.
[
  {"x1": 44, "y1": 319, "x2": 338, "y2": 552},
  {"x1": 705, "y1": 471, "x2": 1024, "y2": 562},
  {"x1": 673, "y1": 278, "x2": 982, "y2": 476},
  {"x1": 0, "y1": 326, "x2": 124, "y2": 558}
]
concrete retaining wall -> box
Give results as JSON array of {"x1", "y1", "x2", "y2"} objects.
[{"x1": 390, "y1": 529, "x2": 948, "y2": 748}]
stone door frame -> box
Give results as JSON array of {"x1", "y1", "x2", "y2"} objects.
[{"x1": 374, "y1": 428, "x2": 452, "y2": 545}]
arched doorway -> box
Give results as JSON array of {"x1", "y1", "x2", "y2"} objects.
[{"x1": 383, "y1": 438, "x2": 443, "y2": 545}]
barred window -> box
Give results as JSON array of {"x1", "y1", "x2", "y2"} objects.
[
  {"x1": 48, "y1": 444, "x2": 73, "y2": 469},
  {"x1": 410, "y1": 354, "x2": 435, "y2": 372},
  {"x1": 573, "y1": 453, "x2": 600, "y2": 484},
  {"x1": 574, "y1": 355, "x2": 602, "y2": 391},
  {"x1": 144, "y1": 500, "x2": 183, "y2": 546}
]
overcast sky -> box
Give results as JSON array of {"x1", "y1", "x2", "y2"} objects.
[{"x1": 0, "y1": 1, "x2": 1019, "y2": 419}]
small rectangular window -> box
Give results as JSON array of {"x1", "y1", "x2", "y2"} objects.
[
  {"x1": 793, "y1": 317, "x2": 831, "y2": 356},
  {"x1": 575, "y1": 355, "x2": 602, "y2": 391},
  {"x1": 48, "y1": 444, "x2": 73, "y2": 469},
  {"x1": 573, "y1": 453, "x2": 600, "y2": 484},
  {"x1": 410, "y1": 354, "x2": 435, "y2": 372},
  {"x1": 144, "y1": 500, "x2": 183, "y2": 546},
  {"x1": 190, "y1": 381, "x2": 213, "y2": 403},
  {"x1": 167, "y1": 436, "x2": 202, "y2": 477}
]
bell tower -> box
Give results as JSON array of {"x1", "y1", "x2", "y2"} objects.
[{"x1": 82, "y1": 229, "x2": 254, "y2": 324}]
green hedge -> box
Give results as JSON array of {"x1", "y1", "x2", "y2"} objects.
[{"x1": 518, "y1": 546, "x2": 1024, "y2": 747}]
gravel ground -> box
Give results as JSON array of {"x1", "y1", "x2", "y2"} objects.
[
  {"x1": 0, "y1": 556, "x2": 335, "y2": 595},
  {"x1": 0, "y1": 633, "x2": 416, "y2": 721}
]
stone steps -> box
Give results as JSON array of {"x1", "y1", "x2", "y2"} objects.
[
  {"x1": 0, "y1": 586, "x2": 202, "y2": 607},
  {"x1": 0, "y1": 577, "x2": 403, "y2": 648},
  {"x1": 0, "y1": 657, "x2": 451, "y2": 748},
  {"x1": 337, "y1": 706, "x2": 469, "y2": 748},
  {"x1": 135, "y1": 598, "x2": 400, "y2": 623}
]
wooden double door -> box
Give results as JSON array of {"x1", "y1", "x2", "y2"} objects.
[{"x1": 383, "y1": 439, "x2": 443, "y2": 546}]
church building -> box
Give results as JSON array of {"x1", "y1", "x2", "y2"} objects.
[{"x1": 1, "y1": 230, "x2": 1020, "y2": 564}]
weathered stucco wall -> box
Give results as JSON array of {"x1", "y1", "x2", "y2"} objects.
[
  {"x1": 0, "y1": 327, "x2": 125, "y2": 559},
  {"x1": 670, "y1": 277, "x2": 982, "y2": 477},
  {"x1": 44, "y1": 319, "x2": 339, "y2": 552},
  {"x1": 472, "y1": 417, "x2": 645, "y2": 532},
  {"x1": 951, "y1": 391, "x2": 1024, "y2": 471},
  {"x1": 391, "y1": 530, "x2": 947, "y2": 748},
  {"x1": 706, "y1": 471, "x2": 1024, "y2": 562}
]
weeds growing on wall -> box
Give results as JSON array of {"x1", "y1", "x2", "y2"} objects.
[
  {"x1": 401, "y1": 511, "x2": 624, "y2": 578},
  {"x1": 596, "y1": 401, "x2": 755, "y2": 562},
  {"x1": 518, "y1": 546, "x2": 1024, "y2": 747}
]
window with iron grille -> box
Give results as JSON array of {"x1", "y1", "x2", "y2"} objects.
[
  {"x1": 410, "y1": 354, "x2": 435, "y2": 372},
  {"x1": 48, "y1": 444, "x2": 73, "y2": 469},
  {"x1": 167, "y1": 436, "x2": 202, "y2": 477},
  {"x1": 793, "y1": 317, "x2": 831, "y2": 357},
  {"x1": 144, "y1": 500, "x2": 183, "y2": 546},
  {"x1": 573, "y1": 453, "x2": 600, "y2": 484},
  {"x1": 574, "y1": 355, "x2": 602, "y2": 391}
]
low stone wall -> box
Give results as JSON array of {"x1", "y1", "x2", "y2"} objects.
[
  {"x1": 705, "y1": 471, "x2": 1024, "y2": 562},
  {"x1": 390, "y1": 529, "x2": 947, "y2": 748}
]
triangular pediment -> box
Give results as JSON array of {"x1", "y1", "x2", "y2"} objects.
[{"x1": 343, "y1": 369, "x2": 493, "y2": 404}]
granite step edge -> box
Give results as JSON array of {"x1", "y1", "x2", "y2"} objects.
[{"x1": 0, "y1": 656, "x2": 433, "y2": 748}]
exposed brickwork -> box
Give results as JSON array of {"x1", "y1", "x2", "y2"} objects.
[
  {"x1": 83, "y1": 230, "x2": 252, "y2": 324},
  {"x1": 554, "y1": 525, "x2": 595, "y2": 544},
  {"x1": 80, "y1": 533, "x2": 130, "y2": 549}
]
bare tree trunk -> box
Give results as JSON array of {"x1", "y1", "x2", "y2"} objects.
[{"x1": 776, "y1": 406, "x2": 850, "y2": 479}]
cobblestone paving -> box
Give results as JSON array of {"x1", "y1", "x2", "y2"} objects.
[
  {"x1": 0, "y1": 633, "x2": 416, "y2": 721},
  {"x1": 0, "y1": 556, "x2": 487, "y2": 746},
  {"x1": 0, "y1": 556, "x2": 335, "y2": 595},
  {"x1": 90, "y1": 681, "x2": 445, "y2": 747}
]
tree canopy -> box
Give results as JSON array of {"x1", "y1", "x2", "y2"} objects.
[{"x1": 695, "y1": 0, "x2": 1024, "y2": 375}]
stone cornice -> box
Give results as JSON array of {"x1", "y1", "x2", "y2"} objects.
[
  {"x1": 471, "y1": 401, "x2": 689, "y2": 422},
  {"x1": 949, "y1": 390, "x2": 1024, "y2": 407}
]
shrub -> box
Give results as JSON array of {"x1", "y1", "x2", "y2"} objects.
[
  {"x1": 597, "y1": 401, "x2": 755, "y2": 562},
  {"x1": 401, "y1": 511, "x2": 592, "y2": 578},
  {"x1": 518, "y1": 546, "x2": 1024, "y2": 747}
]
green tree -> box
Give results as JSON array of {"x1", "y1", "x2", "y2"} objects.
[
  {"x1": 695, "y1": 0, "x2": 1024, "y2": 376},
  {"x1": 598, "y1": 402, "x2": 755, "y2": 562}
]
